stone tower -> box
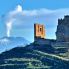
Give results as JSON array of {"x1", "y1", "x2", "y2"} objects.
[{"x1": 34, "y1": 24, "x2": 45, "y2": 40}]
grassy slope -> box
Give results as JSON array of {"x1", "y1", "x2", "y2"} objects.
[{"x1": 0, "y1": 44, "x2": 69, "y2": 69}]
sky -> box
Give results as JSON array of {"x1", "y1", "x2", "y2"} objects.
[{"x1": 0, "y1": 0, "x2": 69, "y2": 42}]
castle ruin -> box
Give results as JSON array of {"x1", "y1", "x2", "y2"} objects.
[
  {"x1": 34, "y1": 24, "x2": 45, "y2": 40},
  {"x1": 34, "y1": 23, "x2": 55, "y2": 45},
  {"x1": 34, "y1": 15, "x2": 69, "y2": 53}
]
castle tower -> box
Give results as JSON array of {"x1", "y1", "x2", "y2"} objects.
[{"x1": 34, "y1": 24, "x2": 45, "y2": 41}]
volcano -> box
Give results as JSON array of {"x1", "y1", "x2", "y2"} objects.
[{"x1": 0, "y1": 37, "x2": 30, "y2": 53}]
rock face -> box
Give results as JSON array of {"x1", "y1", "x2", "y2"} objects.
[{"x1": 56, "y1": 15, "x2": 69, "y2": 42}]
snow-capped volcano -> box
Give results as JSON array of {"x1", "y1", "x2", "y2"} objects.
[{"x1": 0, "y1": 37, "x2": 30, "y2": 53}]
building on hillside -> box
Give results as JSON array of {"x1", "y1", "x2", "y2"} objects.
[
  {"x1": 34, "y1": 24, "x2": 45, "y2": 40},
  {"x1": 34, "y1": 15, "x2": 69, "y2": 53},
  {"x1": 34, "y1": 23, "x2": 56, "y2": 45}
]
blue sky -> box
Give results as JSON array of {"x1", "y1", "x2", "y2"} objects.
[{"x1": 0, "y1": 0, "x2": 69, "y2": 42}]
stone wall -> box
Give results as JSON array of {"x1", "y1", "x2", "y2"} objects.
[{"x1": 34, "y1": 37, "x2": 56, "y2": 45}]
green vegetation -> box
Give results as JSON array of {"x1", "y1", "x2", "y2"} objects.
[
  {"x1": 0, "y1": 57, "x2": 51, "y2": 69},
  {"x1": 0, "y1": 44, "x2": 69, "y2": 69}
]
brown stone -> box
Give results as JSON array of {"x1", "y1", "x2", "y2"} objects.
[{"x1": 34, "y1": 24, "x2": 45, "y2": 40}]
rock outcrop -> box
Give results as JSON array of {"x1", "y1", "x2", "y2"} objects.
[{"x1": 56, "y1": 15, "x2": 69, "y2": 42}]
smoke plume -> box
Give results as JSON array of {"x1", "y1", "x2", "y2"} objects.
[
  {"x1": 6, "y1": 5, "x2": 22, "y2": 37},
  {"x1": 6, "y1": 21, "x2": 12, "y2": 37}
]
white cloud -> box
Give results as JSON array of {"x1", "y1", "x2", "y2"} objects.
[
  {"x1": 16, "y1": 5, "x2": 22, "y2": 12},
  {"x1": 4, "y1": 5, "x2": 69, "y2": 40},
  {"x1": 12, "y1": 5, "x2": 22, "y2": 13}
]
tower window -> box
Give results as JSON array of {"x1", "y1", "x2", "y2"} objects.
[{"x1": 40, "y1": 28, "x2": 42, "y2": 31}]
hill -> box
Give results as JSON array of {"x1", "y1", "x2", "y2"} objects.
[{"x1": 0, "y1": 43, "x2": 69, "y2": 69}]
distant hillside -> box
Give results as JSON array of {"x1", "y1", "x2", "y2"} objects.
[
  {"x1": 0, "y1": 37, "x2": 30, "y2": 53},
  {"x1": 0, "y1": 43, "x2": 69, "y2": 69}
]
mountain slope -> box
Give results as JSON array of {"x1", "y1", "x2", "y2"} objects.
[
  {"x1": 0, "y1": 45, "x2": 69, "y2": 69},
  {"x1": 0, "y1": 37, "x2": 30, "y2": 53}
]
